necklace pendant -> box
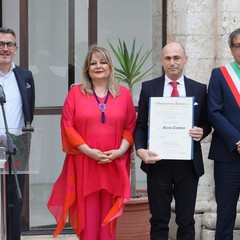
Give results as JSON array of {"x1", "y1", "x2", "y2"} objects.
[
  {"x1": 99, "y1": 103, "x2": 106, "y2": 111},
  {"x1": 92, "y1": 88, "x2": 110, "y2": 123}
]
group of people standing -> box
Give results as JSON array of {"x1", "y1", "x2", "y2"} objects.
[
  {"x1": 0, "y1": 25, "x2": 240, "y2": 240},
  {"x1": 48, "y1": 28, "x2": 240, "y2": 240}
]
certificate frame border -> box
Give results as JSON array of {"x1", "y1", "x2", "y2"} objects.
[{"x1": 147, "y1": 96, "x2": 195, "y2": 160}]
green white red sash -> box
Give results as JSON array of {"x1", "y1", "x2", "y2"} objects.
[{"x1": 220, "y1": 62, "x2": 240, "y2": 107}]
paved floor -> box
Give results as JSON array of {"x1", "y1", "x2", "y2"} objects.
[
  {"x1": 21, "y1": 235, "x2": 173, "y2": 240},
  {"x1": 22, "y1": 235, "x2": 78, "y2": 239}
]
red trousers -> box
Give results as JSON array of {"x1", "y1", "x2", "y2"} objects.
[{"x1": 80, "y1": 190, "x2": 117, "y2": 240}]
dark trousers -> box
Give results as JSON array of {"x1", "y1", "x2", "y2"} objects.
[
  {"x1": 147, "y1": 160, "x2": 199, "y2": 240},
  {"x1": 6, "y1": 174, "x2": 25, "y2": 240},
  {"x1": 214, "y1": 162, "x2": 240, "y2": 240}
]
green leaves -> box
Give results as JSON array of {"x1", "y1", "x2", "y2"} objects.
[{"x1": 108, "y1": 38, "x2": 155, "y2": 92}]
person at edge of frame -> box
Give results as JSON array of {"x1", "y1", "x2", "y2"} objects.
[
  {"x1": 208, "y1": 28, "x2": 240, "y2": 240},
  {"x1": 0, "y1": 27, "x2": 35, "y2": 240}
]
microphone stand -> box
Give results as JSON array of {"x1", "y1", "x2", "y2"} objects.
[{"x1": 0, "y1": 94, "x2": 22, "y2": 240}]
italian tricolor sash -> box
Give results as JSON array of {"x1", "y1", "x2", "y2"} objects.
[{"x1": 220, "y1": 62, "x2": 240, "y2": 107}]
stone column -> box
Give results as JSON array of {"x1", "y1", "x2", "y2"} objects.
[{"x1": 166, "y1": 0, "x2": 240, "y2": 239}]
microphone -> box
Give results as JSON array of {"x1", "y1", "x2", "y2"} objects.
[{"x1": 0, "y1": 84, "x2": 6, "y2": 103}]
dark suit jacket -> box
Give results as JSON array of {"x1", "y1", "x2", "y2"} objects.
[
  {"x1": 5, "y1": 66, "x2": 35, "y2": 239},
  {"x1": 208, "y1": 67, "x2": 240, "y2": 162},
  {"x1": 13, "y1": 65, "x2": 35, "y2": 125},
  {"x1": 134, "y1": 76, "x2": 211, "y2": 177}
]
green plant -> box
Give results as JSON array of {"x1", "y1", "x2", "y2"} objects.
[
  {"x1": 108, "y1": 38, "x2": 155, "y2": 198},
  {"x1": 108, "y1": 38, "x2": 155, "y2": 94}
]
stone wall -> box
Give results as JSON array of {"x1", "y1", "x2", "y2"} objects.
[
  {"x1": 167, "y1": 0, "x2": 240, "y2": 81},
  {"x1": 165, "y1": 0, "x2": 240, "y2": 239}
]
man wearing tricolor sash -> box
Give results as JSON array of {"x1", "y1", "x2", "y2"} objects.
[{"x1": 208, "y1": 28, "x2": 240, "y2": 240}]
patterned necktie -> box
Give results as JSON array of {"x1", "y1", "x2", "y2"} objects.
[{"x1": 169, "y1": 81, "x2": 179, "y2": 97}]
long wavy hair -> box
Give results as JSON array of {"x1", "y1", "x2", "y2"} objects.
[{"x1": 81, "y1": 44, "x2": 120, "y2": 97}]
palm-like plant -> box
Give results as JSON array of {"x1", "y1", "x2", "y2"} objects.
[
  {"x1": 108, "y1": 38, "x2": 155, "y2": 94},
  {"x1": 108, "y1": 38, "x2": 155, "y2": 198}
]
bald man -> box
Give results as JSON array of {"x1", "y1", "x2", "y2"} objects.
[{"x1": 134, "y1": 42, "x2": 211, "y2": 240}]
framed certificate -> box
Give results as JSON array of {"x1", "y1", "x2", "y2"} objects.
[{"x1": 148, "y1": 97, "x2": 194, "y2": 160}]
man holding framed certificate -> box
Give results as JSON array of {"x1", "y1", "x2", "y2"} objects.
[{"x1": 134, "y1": 42, "x2": 211, "y2": 240}]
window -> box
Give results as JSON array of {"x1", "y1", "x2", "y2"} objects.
[{"x1": 1, "y1": 0, "x2": 164, "y2": 234}]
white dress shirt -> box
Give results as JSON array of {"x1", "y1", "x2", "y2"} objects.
[
  {"x1": 163, "y1": 75, "x2": 186, "y2": 97},
  {"x1": 0, "y1": 63, "x2": 25, "y2": 136}
]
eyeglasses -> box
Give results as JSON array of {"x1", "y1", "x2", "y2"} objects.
[
  {"x1": 231, "y1": 43, "x2": 240, "y2": 51},
  {"x1": 0, "y1": 41, "x2": 17, "y2": 50}
]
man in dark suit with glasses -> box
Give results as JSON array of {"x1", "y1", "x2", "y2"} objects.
[{"x1": 0, "y1": 27, "x2": 35, "y2": 240}]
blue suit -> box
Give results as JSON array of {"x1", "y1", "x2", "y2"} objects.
[
  {"x1": 6, "y1": 65, "x2": 35, "y2": 240},
  {"x1": 135, "y1": 76, "x2": 211, "y2": 240},
  {"x1": 208, "y1": 67, "x2": 240, "y2": 240}
]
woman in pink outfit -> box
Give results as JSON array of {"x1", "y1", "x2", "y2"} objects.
[{"x1": 47, "y1": 44, "x2": 136, "y2": 240}]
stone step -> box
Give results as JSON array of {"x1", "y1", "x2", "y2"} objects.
[
  {"x1": 22, "y1": 235, "x2": 78, "y2": 240},
  {"x1": 21, "y1": 235, "x2": 173, "y2": 240}
]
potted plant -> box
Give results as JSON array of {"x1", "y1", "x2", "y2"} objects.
[
  {"x1": 108, "y1": 38, "x2": 155, "y2": 239},
  {"x1": 108, "y1": 38, "x2": 155, "y2": 197}
]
